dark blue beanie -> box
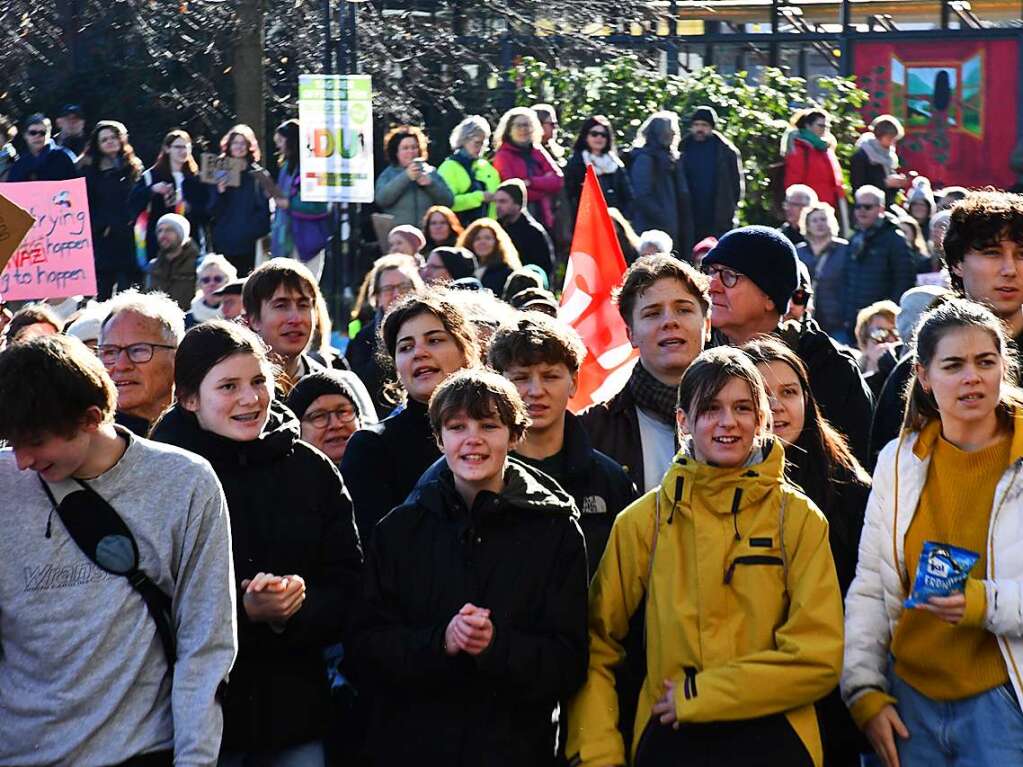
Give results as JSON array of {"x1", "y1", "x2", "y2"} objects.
[{"x1": 702, "y1": 225, "x2": 799, "y2": 313}]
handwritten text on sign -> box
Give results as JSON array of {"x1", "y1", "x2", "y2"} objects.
[{"x1": 0, "y1": 179, "x2": 97, "y2": 300}]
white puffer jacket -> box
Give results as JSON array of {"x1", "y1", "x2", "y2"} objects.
[{"x1": 842, "y1": 420, "x2": 1023, "y2": 711}]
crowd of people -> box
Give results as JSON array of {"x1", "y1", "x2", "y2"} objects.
[{"x1": 1, "y1": 98, "x2": 1022, "y2": 767}]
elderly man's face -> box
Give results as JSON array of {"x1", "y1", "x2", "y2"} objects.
[
  {"x1": 100, "y1": 312, "x2": 176, "y2": 422},
  {"x1": 783, "y1": 193, "x2": 812, "y2": 227},
  {"x1": 855, "y1": 195, "x2": 883, "y2": 229}
]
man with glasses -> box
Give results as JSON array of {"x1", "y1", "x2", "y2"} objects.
[
  {"x1": 703, "y1": 225, "x2": 874, "y2": 461},
  {"x1": 843, "y1": 185, "x2": 916, "y2": 342},
  {"x1": 149, "y1": 213, "x2": 200, "y2": 311},
  {"x1": 680, "y1": 106, "x2": 744, "y2": 244},
  {"x1": 495, "y1": 179, "x2": 554, "y2": 279},
  {"x1": 99, "y1": 290, "x2": 184, "y2": 436},
  {"x1": 779, "y1": 184, "x2": 819, "y2": 246},
  {"x1": 287, "y1": 370, "x2": 367, "y2": 465},
  {"x1": 7, "y1": 113, "x2": 77, "y2": 182},
  {"x1": 0, "y1": 333, "x2": 236, "y2": 767}
]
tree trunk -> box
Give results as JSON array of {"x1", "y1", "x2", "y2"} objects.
[{"x1": 233, "y1": 0, "x2": 266, "y2": 151}]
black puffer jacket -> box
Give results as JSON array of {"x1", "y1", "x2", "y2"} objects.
[
  {"x1": 340, "y1": 397, "x2": 441, "y2": 543},
  {"x1": 515, "y1": 412, "x2": 638, "y2": 574},
  {"x1": 352, "y1": 462, "x2": 588, "y2": 767},
  {"x1": 578, "y1": 383, "x2": 645, "y2": 494},
  {"x1": 151, "y1": 402, "x2": 362, "y2": 752}
]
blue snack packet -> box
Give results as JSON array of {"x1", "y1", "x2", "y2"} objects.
[{"x1": 904, "y1": 541, "x2": 980, "y2": 608}]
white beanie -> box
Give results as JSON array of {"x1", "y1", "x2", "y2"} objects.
[{"x1": 156, "y1": 212, "x2": 190, "y2": 244}]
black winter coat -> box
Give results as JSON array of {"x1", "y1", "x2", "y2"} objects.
[
  {"x1": 578, "y1": 383, "x2": 645, "y2": 494},
  {"x1": 340, "y1": 397, "x2": 440, "y2": 542},
  {"x1": 564, "y1": 152, "x2": 634, "y2": 216},
  {"x1": 850, "y1": 147, "x2": 897, "y2": 207},
  {"x1": 127, "y1": 166, "x2": 209, "y2": 261},
  {"x1": 344, "y1": 316, "x2": 390, "y2": 418},
  {"x1": 351, "y1": 462, "x2": 588, "y2": 767},
  {"x1": 515, "y1": 412, "x2": 638, "y2": 575},
  {"x1": 679, "y1": 131, "x2": 744, "y2": 241},
  {"x1": 151, "y1": 402, "x2": 362, "y2": 752},
  {"x1": 7, "y1": 142, "x2": 77, "y2": 182},
  {"x1": 502, "y1": 212, "x2": 554, "y2": 278},
  {"x1": 81, "y1": 161, "x2": 140, "y2": 273},
  {"x1": 843, "y1": 215, "x2": 916, "y2": 333}
]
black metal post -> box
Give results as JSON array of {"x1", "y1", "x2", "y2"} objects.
[{"x1": 666, "y1": 0, "x2": 679, "y2": 75}]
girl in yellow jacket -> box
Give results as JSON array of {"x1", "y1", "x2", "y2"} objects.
[{"x1": 568, "y1": 346, "x2": 844, "y2": 767}]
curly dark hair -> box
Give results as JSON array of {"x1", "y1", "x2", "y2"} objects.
[
  {"x1": 383, "y1": 125, "x2": 428, "y2": 166},
  {"x1": 942, "y1": 190, "x2": 1023, "y2": 293}
]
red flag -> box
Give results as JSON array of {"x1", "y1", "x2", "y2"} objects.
[{"x1": 559, "y1": 165, "x2": 638, "y2": 412}]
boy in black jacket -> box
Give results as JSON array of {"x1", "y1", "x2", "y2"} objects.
[
  {"x1": 352, "y1": 369, "x2": 588, "y2": 767},
  {"x1": 488, "y1": 313, "x2": 638, "y2": 574}
]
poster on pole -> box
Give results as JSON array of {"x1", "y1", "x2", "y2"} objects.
[
  {"x1": 298, "y1": 74, "x2": 374, "y2": 203},
  {"x1": 0, "y1": 179, "x2": 98, "y2": 300}
]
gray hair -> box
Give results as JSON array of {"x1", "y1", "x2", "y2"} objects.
[
  {"x1": 785, "y1": 184, "x2": 819, "y2": 205},
  {"x1": 637, "y1": 229, "x2": 674, "y2": 256},
  {"x1": 101, "y1": 289, "x2": 186, "y2": 346},
  {"x1": 449, "y1": 115, "x2": 491, "y2": 151},
  {"x1": 196, "y1": 253, "x2": 238, "y2": 280},
  {"x1": 855, "y1": 185, "x2": 886, "y2": 207},
  {"x1": 632, "y1": 112, "x2": 681, "y2": 158}
]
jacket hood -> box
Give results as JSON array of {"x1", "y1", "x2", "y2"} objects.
[
  {"x1": 659, "y1": 437, "x2": 788, "y2": 520},
  {"x1": 413, "y1": 459, "x2": 578, "y2": 523},
  {"x1": 150, "y1": 399, "x2": 300, "y2": 467}
]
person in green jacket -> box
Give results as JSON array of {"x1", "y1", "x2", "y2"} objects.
[{"x1": 438, "y1": 115, "x2": 501, "y2": 227}]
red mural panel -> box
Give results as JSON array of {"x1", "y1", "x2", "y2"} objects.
[{"x1": 854, "y1": 39, "x2": 1018, "y2": 189}]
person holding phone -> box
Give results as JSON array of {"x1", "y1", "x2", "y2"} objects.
[{"x1": 374, "y1": 125, "x2": 453, "y2": 228}]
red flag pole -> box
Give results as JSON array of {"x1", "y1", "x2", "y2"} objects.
[{"x1": 559, "y1": 166, "x2": 638, "y2": 412}]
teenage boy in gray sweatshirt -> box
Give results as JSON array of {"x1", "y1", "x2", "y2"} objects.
[{"x1": 0, "y1": 334, "x2": 238, "y2": 767}]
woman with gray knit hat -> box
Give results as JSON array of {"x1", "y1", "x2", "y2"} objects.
[{"x1": 703, "y1": 225, "x2": 874, "y2": 462}]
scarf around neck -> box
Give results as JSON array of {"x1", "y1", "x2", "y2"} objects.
[
  {"x1": 583, "y1": 150, "x2": 621, "y2": 176},
  {"x1": 797, "y1": 128, "x2": 830, "y2": 151},
  {"x1": 627, "y1": 361, "x2": 678, "y2": 425},
  {"x1": 857, "y1": 132, "x2": 898, "y2": 175}
]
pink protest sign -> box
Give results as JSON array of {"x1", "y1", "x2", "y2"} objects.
[{"x1": 0, "y1": 179, "x2": 97, "y2": 300}]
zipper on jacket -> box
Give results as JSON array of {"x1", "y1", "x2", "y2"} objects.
[
  {"x1": 723, "y1": 555, "x2": 784, "y2": 584},
  {"x1": 730, "y1": 487, "x2": 744, "y2": 540},
  {"x1": 668, "y1": 476, "x2": 684, "y2": 524},
  {"x1": 683, "y1": 666, "x2": 698, "y2": 700}
]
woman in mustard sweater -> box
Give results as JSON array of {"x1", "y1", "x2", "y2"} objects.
[
  {"x1": 568, "y1": 346, "x2": 843, "y2": 767},
  {"x1": 843, "y1": 298, "x2": 1023, "y2": 767}
]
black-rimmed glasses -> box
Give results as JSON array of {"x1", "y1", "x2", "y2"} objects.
[
  {"x1": 703, "y1": 263, "x2": 744, "y2": 288},
  {"x1": 303, "y1": 408, "x2": 357, "y2": 429},
  {"x1": 97, "y1": 343, "x2": 177, "y2": 365}
]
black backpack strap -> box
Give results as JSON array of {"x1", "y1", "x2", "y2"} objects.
[{"x1": 39, "y1": 476, "x2": 177, "y2": 667}]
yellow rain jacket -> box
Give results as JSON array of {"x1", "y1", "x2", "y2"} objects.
[{"x1": 567, "y1": 439, "x2": 844, "y2": 766}]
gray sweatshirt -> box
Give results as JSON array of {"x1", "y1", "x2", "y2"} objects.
[{"x1": 0, "y1": 429, "x2": 238, "y2": 766}]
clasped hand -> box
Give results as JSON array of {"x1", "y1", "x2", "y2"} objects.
[
  {"x1": 444, "y1": 602, "x2": 494, "y2": 656},
  {"x1": 240, "y1": 571, "x2": 306, "y2": 624}
]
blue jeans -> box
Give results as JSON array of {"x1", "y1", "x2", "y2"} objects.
[
  {"x1": 881, "y1": 673, "x2": 1023, "y2": 765},
  {"x1": 218, "y1": 740, "x2": 325, "y2": 767}
]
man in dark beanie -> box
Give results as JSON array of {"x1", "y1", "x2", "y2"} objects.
[
  {"x1": 287, "y1": 369, "x2": 371, "y2": 465},
  {"x1": 681, "y1": 105, "x2": 744, "y2": 244},
  {"x1": 704, "y1": 225, "x2": 873, "y2": 461},
  {"x1": 495, "y1": 178, "x2": 554, "y2": 278}
]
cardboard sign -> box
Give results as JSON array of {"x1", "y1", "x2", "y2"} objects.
[
  {"x1": 0, "y1": 179, "x2": 98, "y2": 300},
  {"x1": 0, "y1": 191, "x2": 35, "y2": 279},
  {"x1": 200, "y1": 153, "x2": 245, "y2": 187}
]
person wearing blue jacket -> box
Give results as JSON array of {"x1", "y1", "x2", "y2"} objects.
[
  {"x1": 7, "y1": 113, "x2": 77, "y2": 182},
  {"x1": 628, "y1": 112, "x2": 694, "y2": 260},
  {"x1": 206, "y1": 124, "x2": 273, "y2": 276}
]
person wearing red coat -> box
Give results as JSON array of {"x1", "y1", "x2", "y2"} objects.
[
  {"x1": 782, "y1": 108, "x2": 847, "y2": 227},
  {"x1": 491, "y1": 107, "x2": 564, "y2": 232}
]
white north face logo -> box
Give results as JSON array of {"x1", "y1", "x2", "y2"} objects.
[{"x1": 581, "y1": 496, "x2": 607, "y2": 515}]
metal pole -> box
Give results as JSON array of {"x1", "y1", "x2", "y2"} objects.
[{"x1": 336, "y1": 1, "x2": 359, "y2": 331}]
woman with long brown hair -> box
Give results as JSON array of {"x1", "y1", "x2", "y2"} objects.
[
  {"x1": 128, "y1": 128, "x2": 208, "y2": 261},
  {"x1": 421, "y1": 204, "x2": 463, "y2": 252},
  {"x1": 206, "y1": 123, "x2": 273, "y2": 276},
  {"x1": 456, "y1": 217, "x2": 521, "y2": 295},
  {"x1": 78, "y1": 120, "x2": 145, "y2": 299}
]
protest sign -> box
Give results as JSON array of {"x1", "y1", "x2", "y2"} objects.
[
  {"x1": 298, "y1": 74, "x2": 374, "y2": 202},
  {"x1": 0, "y1": 179, "x2": 98, "y2": 300},
  {"x1": 199, "y1": 153, "x2": 246, "y2": 187},
  {"x1": 0, "y1": 191, "x2": 35, "y2": 278}
]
